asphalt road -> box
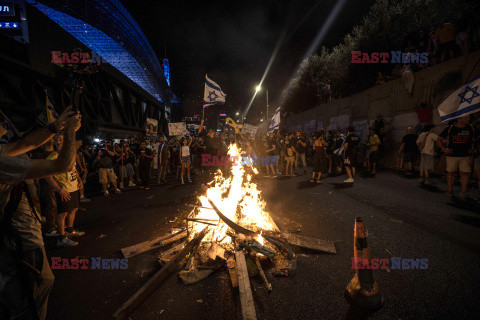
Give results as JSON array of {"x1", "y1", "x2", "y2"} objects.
[{"x1": 44, "y1": 169, "x2": 480, "y2": 320}]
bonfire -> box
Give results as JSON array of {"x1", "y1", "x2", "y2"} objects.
[
  {"x1": 115, "y1": 143, "x2": 336, "y2": 320},
  {"x1": 189, "y1": 143, "x2": 278, "y2": 250}
]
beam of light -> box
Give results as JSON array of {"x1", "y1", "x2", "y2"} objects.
[
  {"x1": 243, "y1": 28, "x2": 286, "y2": 118},
  {"x1": 280, "y1": 0, "x2": 348, "y2": 107},
  {"x1": 285, "y1": 0, "x2": 327, "y2": 41}
]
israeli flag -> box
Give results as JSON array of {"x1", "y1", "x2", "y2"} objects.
[
  {"x1": 268, "y1": 107, "x2": 281, "y2": 133},
  {"x1": 438, "y1": 76, "x2": 480, "y2": 122},
  {"x1": 203, "y1": 75, "x2": 226, "y2": 107},
  {"x1": 333, "y1": 134, "x2": 346, "y2": 156}
]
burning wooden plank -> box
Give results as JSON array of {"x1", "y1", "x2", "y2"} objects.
[
  {"x1": 255, "y1": 255, "x2": 272, "y2": 293},
  {"x1": 157, "y1": 241, "x2": 186, "y2": 266},
  {"x1": 121, "y1": 229, "x2": 187, "y2": 259},
  {"x1": 235, "y1": 251, "x2": 258, "y2": 320},
  {"x1": 207, "y1": 198, "x2": 257, "y2": 236},
  {"x1": 280, "y1": 233, "x2": 336, "y2": 254},
  {"x1": 227, "y1": 255, "x2": 239, "y2": 288},
  {"x1": 113, "y1": 227, "x2": 209, "y2": 320}
]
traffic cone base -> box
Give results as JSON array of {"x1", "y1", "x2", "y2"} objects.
[{"x1": 345, "y1": 274, "x2": 383, "y2": 310}]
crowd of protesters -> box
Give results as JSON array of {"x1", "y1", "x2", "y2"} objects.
[{"x1": 62, "y1": 111, "x2": 479, "y2": 201}]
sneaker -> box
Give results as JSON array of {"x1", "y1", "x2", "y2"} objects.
[
  {"x1": 316, "y1": 179, "x2": 323, "y2": 184},
  {"x1": 418, "y1": 178, "x2": 425, "y2": 184},
  {"x1": 181, "y1": 179, "x2": 185, "y2": 184},
  {"x1": 119, "y1": 182, "x2": 124, "y2": 189},
  {"x1": 128, "y1": 181, "x2": 136, "y2": 187},
  {"x1": 66, "y1": 229, "x2": 85, "y2": 237},
  {"x1": 80, "y1": 196, "x2": 91, "y2": 203},
  {"x1": 115, "y1": 189, "x2": 121, "y2": 194},
  {"x1": 310, "y1": 179, "x2": 315, "y2": 183},
  {"x1": 45, "y1": 229, "x2": 58, "y2": 237},
  {"x1": 188, "y1": 178, "x2": 192, "y2": 183},
  {"x1": 104, "y1": 190, "x2": 110, "y2": 196},
  {"x1": 344, "y1": 178, "x2": 354, "y2": 183},
  {"x1": 56, "y1": 237, "x2": 78, "y2": 248},
  {"x1": 145, "y1": 186, "x2": 150, "y2": 190}
]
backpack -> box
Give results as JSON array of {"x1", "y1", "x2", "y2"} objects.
[{"x1": 417, "y1": 133, "x2": 430, "y2": 153}]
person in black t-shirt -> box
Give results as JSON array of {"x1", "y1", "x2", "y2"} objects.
[
  {"x1": 344, "y1": 126, "x2": 360, "y2": 183},
  {"x1": 399, "y1": 127, "x2": 419, "y2": 174},
  {"x1": 265, "y1": 137, "x2": 279, "y2": 177},
  {"x1": 295, "y1": 131, "x2": 307, "y2": 175},
  {"x1": 438, "y1": 115, "x2": 475, "y2": 198},
  {"x1": 137, "y1": 141, "x2": 153, "y2": 189},
  {"x1": 284, "y1": 133, "x2": 296, "y2": 176}
]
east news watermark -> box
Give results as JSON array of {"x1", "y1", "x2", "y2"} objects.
[
  {"x1": 51, "y1": 257, "x2": 128, "y2": 270},
  {"x1": 201, "y1": 154, "x2": 280, "y2": 167},
  {"x1": 351, "y1": 51, "x2": 428, "y2": 64},
  {"x1": 351, "y1": 257, "x2": 428, "y2": 270},
  {"x1": 50, "y1": 51, "x2": 109, "y2": 64}
]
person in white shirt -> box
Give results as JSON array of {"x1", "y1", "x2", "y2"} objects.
[
  {"x1": 416, "y1": 125, "x2": 438, "y2": 185},
  {"x1": 180, "y1": 137, "x2": 193, "y2": 184}
]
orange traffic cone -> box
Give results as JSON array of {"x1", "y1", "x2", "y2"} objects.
[{"x1": 345, "y1": 217, "x2": 383, "y2": 310}]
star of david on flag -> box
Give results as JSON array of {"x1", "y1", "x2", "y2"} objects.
[
  {"x1": 438, "y1": 76, "x2": 480, "y2": 122},
  {"x1": 203, "y1": 75, "x2": 226, "y2": 107}
]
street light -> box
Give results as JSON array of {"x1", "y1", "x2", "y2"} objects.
[
  {"x1": 236, "y1": 112, "x2": 239, "y2": 116},
  {"x1": 256, "y1": 85, "x2": 261, "y2": 93}
]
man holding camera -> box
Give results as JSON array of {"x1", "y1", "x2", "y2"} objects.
[{"x1": 95, "y1": 140, "x2": 120, "y2": 196}]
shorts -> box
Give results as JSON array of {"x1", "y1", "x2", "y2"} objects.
[
  {"x1": 369, "y1": 151, "x2": 378, "y2": 163},
  {"x1": 285, "y1": 155, "x2": 295, "y2": 164},
  {"x1": 99, "y1": 168, "x2": 116, "y2": 184},
  {"x1": 446, "y1": 156, "x2": 471, "y2": 173},
  {"x1": 55, "y1": 190, "x2": 79, "y2": 213},
  {"x1": 344, "y1": 153, "x2": 358, "y2": 168},
  {"x1": 419, "y1": 154, "x2": 434, "y2": 172},
  {"x1": 404, "y1": 152, "x2": 418, "y2": 163},
  {"x1": 119, "y1": 163, "x2": 135, "y2": 178},
  {"x1": 181, "y1": 156, "x2": 191, "y2": 164}
]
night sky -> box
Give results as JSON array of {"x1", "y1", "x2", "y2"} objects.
[{"x1": 122, "y1": 0, "x2": 375, "y2": 123}]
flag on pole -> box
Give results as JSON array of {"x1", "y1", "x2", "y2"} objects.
[
  {"x1": 333, "y1": 134, "x2": 346, "y2": 156},
  {"x1": 268, "y1": 107, "x2": 281, "y2": 133},
  {"x1": 438, "y1": 76, "x2": 480, "y2": 122},
  {"x1": 37, "y1": 93, "x2": 59, "y2": 126},
  {"x1": 203, "y1": 75, "x2": 226, "y2": 107},
  {"x1": 46, "y1": 95, "x2": 59, "y2": 124}
]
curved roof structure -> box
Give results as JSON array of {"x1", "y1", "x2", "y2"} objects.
[{"x1": 26, "y1": 0, "x2": 177, "y2": 103}]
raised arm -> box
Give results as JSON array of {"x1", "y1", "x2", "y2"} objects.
[
  {"x1": 3, "y1": 106, "x2": 75, "y2": 157},
  {"x1": 25, "y1": 113, "x2": 81, "y2": 179}
]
